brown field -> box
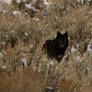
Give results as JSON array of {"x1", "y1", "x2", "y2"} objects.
[{"x1": 0, "y1": 0, "x2": 92, "y2": 92}]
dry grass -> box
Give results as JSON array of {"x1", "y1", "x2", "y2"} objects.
[
  {"x1": 80, "y1": 83, "x2": 92, "y2": 92},
  {"x1": 0, "y1": 67, "x2": 44, "y2": 92},
  {"x1": 0, "y1": 0, "x2": 92, "y2": 92}
]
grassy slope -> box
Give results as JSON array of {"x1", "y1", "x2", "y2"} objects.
[{"x1": 0, "y1": 0, "x2": 92, "y2": 92}]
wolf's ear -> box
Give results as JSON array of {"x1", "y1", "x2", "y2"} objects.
[
  {"x1": 57, "y1": 32, "x2": 62, "y2": 38},
  {"x1": 64, "y1": 32, "x2": 68, "y2": 37}
]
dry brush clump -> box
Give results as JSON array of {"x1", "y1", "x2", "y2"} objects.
[
  {"x1": 58, "y1": 76, "x2": 79, "y2": 92},
  {"x1": 11, "y1": 0, "x2": 52, "y2": 18}
]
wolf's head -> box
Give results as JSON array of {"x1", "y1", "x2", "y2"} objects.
[{"x1": 56, "y1": 32, "x2": 68, "y2": 48}]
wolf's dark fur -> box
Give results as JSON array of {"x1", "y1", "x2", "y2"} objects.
[{"x1": 43, "y1": 32, "x2": 68, "y2": 62}]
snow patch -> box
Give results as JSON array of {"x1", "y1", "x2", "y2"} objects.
[
  {"x1": 49, "y1": 61, "x2": 54, "y2": 66},
  {"x1": 87, "y1": 42, "x2": 92, "y2": 54},
  {"x1": 16, "y1": 0, "x2": 22, "y2": 3},
  {"x1": 12, "y1": 11, "x2": 21, "y2": 15},
  {"x1": 71, "y1": 47, "x2": 77, "y2": 54},
  {"x1": 25, "y1": 32, "x2": 29, "y2": 36},
  {"x1": 21, "y1": 58, "x2": 27, "y2": 68},
  {"x1": 0, "y1": 52, "x2": 3, "y2": 58}
]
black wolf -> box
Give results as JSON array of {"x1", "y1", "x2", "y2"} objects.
[{"x1": 43, "y1": 32, "x2": 68, "y2": 62}]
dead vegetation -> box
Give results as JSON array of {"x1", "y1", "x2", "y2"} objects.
[
  {"x1": 0, "y1": 0, "x2": 92, "y2": 92},
  {"x1": 0, "y1": 67, "x2": 44, "y2": 92}
]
